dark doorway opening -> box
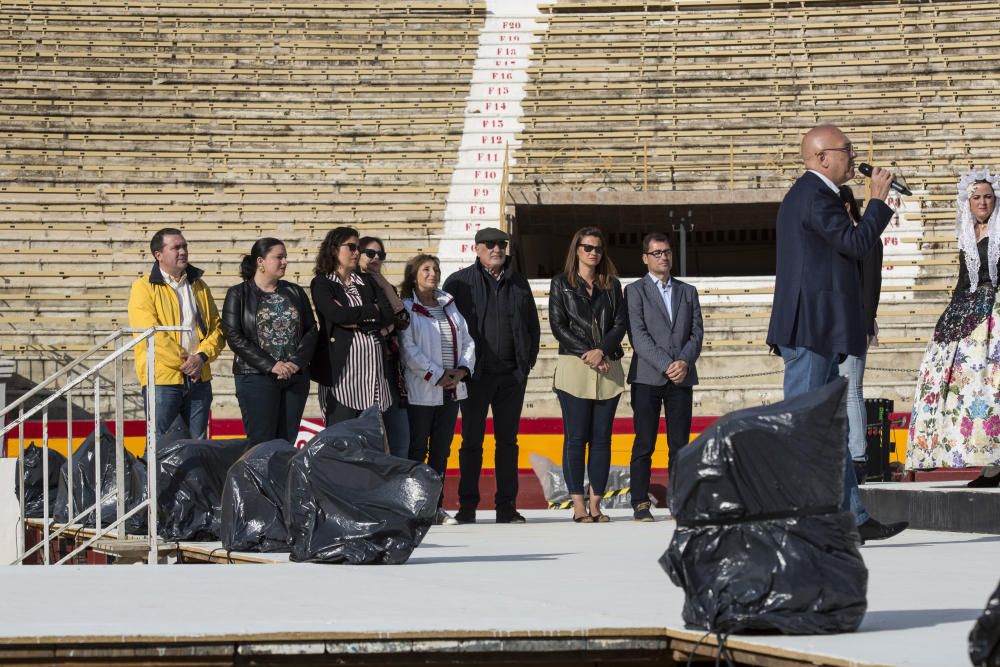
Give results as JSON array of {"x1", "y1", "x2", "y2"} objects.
[{"x1": 512, "y1": 203, "x2": 779, "y2": 279}]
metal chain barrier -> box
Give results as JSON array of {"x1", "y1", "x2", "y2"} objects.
[
  {"x1": 866, "y1": 366, "x2": 920, "y2": 375},
  {"x1": 699, "y1": 369, "x2": 783, "y2": 381}
]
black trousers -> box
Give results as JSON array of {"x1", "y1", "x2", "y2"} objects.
[
  {"x1": 234, "y1": 372, "x2": 311, "y2": 445},
  {"x1": 629, "y1": 381, "x2": 693, "y2": 508},
  {"x1": 407, "y1": 401, "x2": 461, "y2": 507},
  {"x1": 318, "y1": 385, "x2": 364, "y2": 427},
  {"x1": 457, "y1": 372, "x2": 526, "y2": 508}
]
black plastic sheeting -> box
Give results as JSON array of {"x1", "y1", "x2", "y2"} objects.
[
  {"x1": 156, "y1": 437, "x2": 252, "y2": 541},
  {"x1": 159, "y1": 414, "x2": 192, "y2": 450},
  {"x1": 970, "y1": 579, "x2": 1000, "y2": 667},
  {"x1": 219, "y1": 439, "x2": 297, "y2": 552},
  {"x1": 660, "y1": 377, "x2": 868, "y2": 635},
  {"x1": 286, "y1": 407, "x2": 441, "y2": 564},
  {"x1": 53, "y1": 423, "x2": 149, "y2": 534},
  {"x1": 14, "y1": 445, "x2": 66, "y2": 518}
]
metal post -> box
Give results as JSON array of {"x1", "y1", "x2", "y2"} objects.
[
  {"x1": 41, "y1": 408, "x2": 50, "y2": 565},
  {"x1": 115, "y1": 338, "x2": 125, "y2": 540},
  {"x1": 672, "y1": 214, "x2": 693, "y2": 278},
  {"x1": 93, "y1": 373, "x2": 101, "y2": 535},
  {"x1": 16, "y1": 409, "x2": 25, "y2": 564},
  {"x1": 145, "y1": 334, "x2": 158, "y2": 565}
]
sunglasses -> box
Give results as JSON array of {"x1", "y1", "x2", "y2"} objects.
[
  {"x1": 578, "y1": 243, "x2": 604, "y2": 254},
  {"x1": 362, "y1": 248, "x2": 387, "y2": 260},
  {"x1": 338, "y1": 242, "x2": 360, "y2": 253},
  {"x1": 482, "y1": 240, "x2": 508, "y2": 250}
]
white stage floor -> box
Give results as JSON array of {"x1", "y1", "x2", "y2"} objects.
[{"x1": 1, "y1": 508, "x2": 997, "y2": 666}]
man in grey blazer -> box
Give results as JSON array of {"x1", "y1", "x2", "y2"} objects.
[{"x1": 625, "y1": 232, "x2": 704, "y2": 521}]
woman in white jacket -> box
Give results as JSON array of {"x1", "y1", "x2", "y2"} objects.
[{"x1": 399, "y1": 254, "x2": 476, "y2": 525}]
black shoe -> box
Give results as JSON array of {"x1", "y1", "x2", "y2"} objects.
[
  {"x1": 455, "y1": 505, "x2": 477, "y2": 524},
  {"x1": 857, "y1": 518, "x2": 908, "y2": 545},
  {"x1": 853, "y1": 461, "x2": 868, "y2": 486},
  {"x1": 633, "y1": 501, "x2": 655, "y2": 522},
  {"x1": 968, "y1": 467, "x2": 1000, "y2": 488},
  {"x1": 495, "y1": 504, "x2": 526, "y2": 524}
]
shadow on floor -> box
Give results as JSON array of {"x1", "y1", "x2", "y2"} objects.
[
  {"x1": 863, "y1": 534, "x2": 1000, "y2": 549},
  {"x1": 407, "y1": 552, "x2": 570, "y2": 565},
  {"x1": 860, "y1": 607, "x2": 983, "y2": 632}
]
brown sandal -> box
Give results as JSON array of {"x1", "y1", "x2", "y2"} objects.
[
  {"x1": 573, "y1": 513, "x2": 595, "y2": 523},
  {"x1": 592, "y1": 513, "x2": 611, "y2": 523}
]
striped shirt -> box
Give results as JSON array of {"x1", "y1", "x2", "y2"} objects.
[
  {"x1": 424, "y1": 303, "x2": 456, "y2": 370},
  {"x1": 329, "y1": 273, "x2": 392, "y2": 412}
]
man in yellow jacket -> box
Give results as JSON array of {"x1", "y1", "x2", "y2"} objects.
[{"x1": 128, "y1": 228, "x2": 225, "y2": 438}]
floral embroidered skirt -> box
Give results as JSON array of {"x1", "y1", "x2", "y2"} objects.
[{"x1": 907, "y1": 284, "x2": 1000, "y2": 469}]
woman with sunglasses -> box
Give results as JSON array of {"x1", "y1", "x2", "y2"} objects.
[
  {"x1": 548, "y1": 227, "x2": 627, "y2": 522},
  {"x1": 309, "y1": 226, "x2": 397, "y2": 427},
  {"x1": 358, "y1": 235, "x2": 411, "y2": 457},
  {"x1": 222, "y1": 237, "x2": 318, "y2": 444}
]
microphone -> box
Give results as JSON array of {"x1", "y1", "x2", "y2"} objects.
[{"x1": 858, "y1": 163, "x2": 912, "y2": 196}]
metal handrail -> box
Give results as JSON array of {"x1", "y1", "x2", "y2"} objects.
[
  {"x1": 7, "y1": 326, "x2": 180, "y2": 566},
  {"x1": 1, "y1": 329, "x2": 129, "y2": 421},
  {"x1": 14, "y1": 490, "x2": 115, "y2": 564},
  {"x1": 56, "y1": 500, "x2": 151, "y2": 566},
  {"x1": 0, "y1": 327, "x2": 184, "y2": 433}
]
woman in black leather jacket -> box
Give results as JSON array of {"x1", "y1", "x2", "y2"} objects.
[
  {"x1": 548, "y1": 227, "x2": 627, "y2": 523},
  {"x1": 222, "y1": 237, "x2": 318, "y2": 444}
]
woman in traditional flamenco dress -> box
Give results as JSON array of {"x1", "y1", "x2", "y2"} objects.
[{"x1": 907, "y1": 169, "x2": 1000, "y2": 486}]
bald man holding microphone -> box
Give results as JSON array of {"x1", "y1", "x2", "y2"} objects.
[{"x1": 767, "y1": 124, "x2": 907, "y2": 544}]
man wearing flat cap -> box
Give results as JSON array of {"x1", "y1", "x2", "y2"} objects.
[{"x1": 443, "y1": 227, "x2": 540, "y2": 524}]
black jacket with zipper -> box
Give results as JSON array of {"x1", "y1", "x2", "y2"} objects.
[
  {"x1": 442, "y1": 257, "x2": 540, "y2": 384},
  {"x1": 221, "y1": 279, "x2": 318, "y2": 376},
  {"x1": 548, "y1": 273, "x2": 627, "y2": 360}
]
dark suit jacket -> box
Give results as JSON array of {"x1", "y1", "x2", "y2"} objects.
[
  {"x1": 625, "y1": 275, "x2": 703, "y2": 387},
  {"x1": 766, "y1": 171, "x2": 894, "y2": 357}
]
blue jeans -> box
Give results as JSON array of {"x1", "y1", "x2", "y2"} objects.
[
  {"x1": 383, "y1": 384, "x2": 410, "y2": 459},
  {"x1": 778, "y1": 346, "x2": 869, "y2": 525},
  {"x1": 839, "y1": 347, "x2": 869, "y2": 463},
  {"x1": 556, "y1": 389, "x2": 621, "y2": 496},
  {"x1": 143, "y1": 380, "x2": 213, "y2": 440}
]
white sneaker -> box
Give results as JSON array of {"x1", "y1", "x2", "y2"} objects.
[{"x1": 435, "y1": 509, "x2": 458, "y2": 525}]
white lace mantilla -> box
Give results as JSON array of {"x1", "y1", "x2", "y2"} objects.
[{"x1": 955, "y1": 168, "x2": 1000, "y2": 292}]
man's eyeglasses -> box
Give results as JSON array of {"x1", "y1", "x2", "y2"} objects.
[
  {"x1": 362, "y1": 248, "x2": 387, "y2": 260},
  {"x1": 578, "y1": 243, "x2": 604, "y2": 254},
  {"x1": 338, "y1": 243, "x2": 360, "y2": 253},
  {"x1": 816, "y1": 144, "x2": 855, "y2": 156},
  {"x1": 482, "y1": 240, "x2": 508, "y2": 250},
  {"x1": 644, "y1": 248, "x2": 672, "y2": 258}
]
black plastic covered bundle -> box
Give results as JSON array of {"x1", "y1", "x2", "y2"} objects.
[
  {"x1": 219, "y1": 439, "x2": 297, "y2": 552},
  {"x1": 53, "y1": 423, "x2": 148, "y2": 533},
  {"x1": 286, "y1": 407, "x2": 441, "y2": 564},
  {"x1": 156, "y1": 437, "x2": 252, "y2": 541},
  {"x1": 660, "y1": 377, "x2": 868, "y2": 635},
  {"x1": 14, "y1": 444, "x2": 66, "y2": 518},
  {"x1": 970, "y1": 579, "x2": 1000, "y2": 667}
]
